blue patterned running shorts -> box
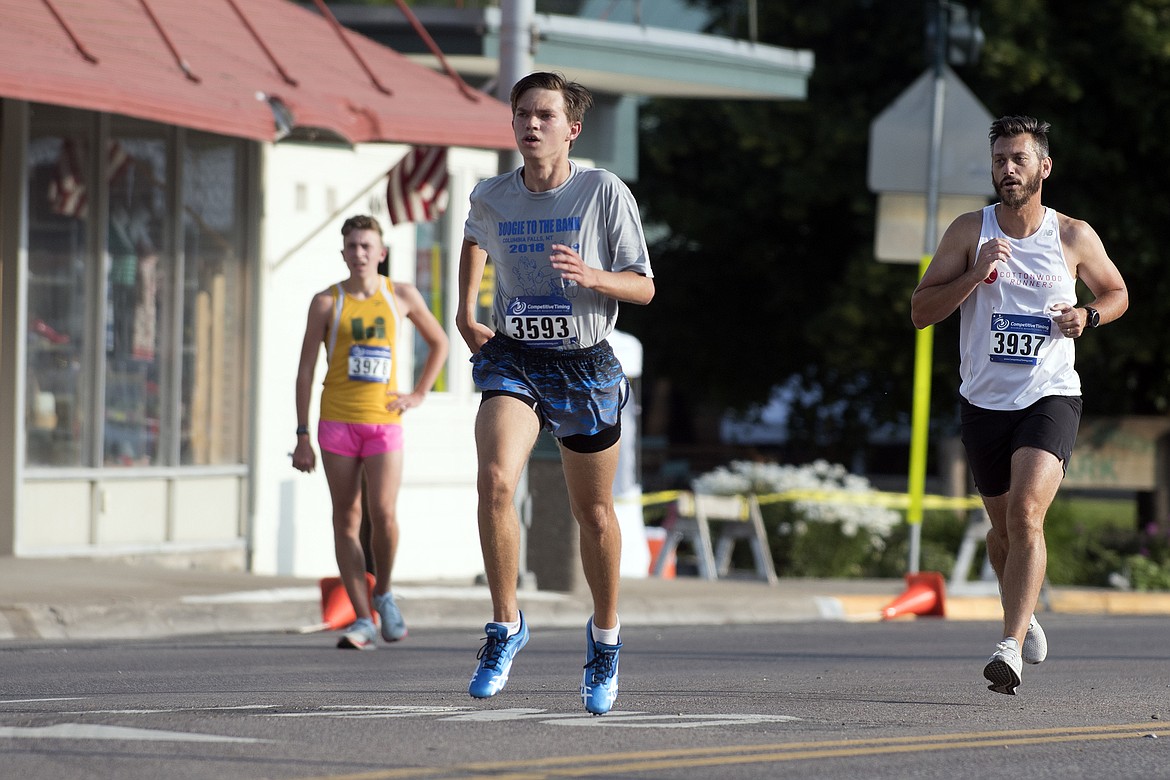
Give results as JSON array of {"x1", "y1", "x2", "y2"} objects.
[{"x1": 471, "y1": 333, "x2": 630, "y2": 447}]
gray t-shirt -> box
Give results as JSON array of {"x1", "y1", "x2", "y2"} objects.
[{"x1": 464, "y1": 162, "x2": 652, "y2": 350}]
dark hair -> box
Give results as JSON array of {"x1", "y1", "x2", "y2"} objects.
[
  {"x1": 341, "y1": 214, "x2": 383, "y2": 239},
  {"x1": 510, "y1": 71, "x2": 594, "y2": 125},
  {"x1": 989, "y1": 116, "x2": 1051, "y2": 159}
]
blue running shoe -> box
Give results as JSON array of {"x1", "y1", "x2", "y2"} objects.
[
  {"x1": 581, "y1": 618, "x2": 622, "y2": 715},
  {"x1": 468, "y1": 612, "x2": 529, "y2": 699},
  {"x1": 373, "y1": 592, "x2": 407, "y2": 642}
]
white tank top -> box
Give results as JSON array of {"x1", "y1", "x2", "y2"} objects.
[{"x1": 958, "y1": 205, "x2": 1080, "y2": 410}]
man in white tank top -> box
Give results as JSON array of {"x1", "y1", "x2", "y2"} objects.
[{"x1": 911, "y1": 116, "x2": 1128, "y2": 695}]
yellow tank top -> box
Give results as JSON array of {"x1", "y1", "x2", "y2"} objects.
[{"x1": 319, "y1": 277, "x2": 403, "y2": 424}]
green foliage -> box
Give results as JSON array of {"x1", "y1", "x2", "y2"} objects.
[
  {"x1": 1041, "y1": 498, "x2": 1134, "y2": 587},
  {"x1": 626, "y1": 0, "x2": 1170, "y2": 453},
  {"x1": 876, "y1": 512, "x2": 969, "y2": 579},
  {"x1": 764, "y1": 501, "x2": 885, "y2": 578},
  {"x1": 740, "y1": 495, "x2": 1160, "y2": 586},
  {"x1": 1125, "y1": 555, "x2": 1170, "y2": 591},
  {"x1": 692, "y1": 459, "x2": 903, "y2": 576},
  {"x1": 624, "y1": 1, "x2": 945, "y2": 449},
  {"x1": 760, "y1": 505, "x2": 967, "y2": 580}
]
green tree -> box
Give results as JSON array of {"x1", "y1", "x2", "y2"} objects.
[
  {"x1": 967, "y1": 0, "x2": 1170, "y2": 417},
  {"x1": 624, "y1": 0, "x2": 1170, "y2": 461},
  {"x1": 623, "y1": 1, "x2": 932, "y2": 458}
]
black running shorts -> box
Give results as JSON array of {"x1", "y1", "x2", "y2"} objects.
[{"x1": 959, "y1": 394, "x2": 1083, "y2": 498}]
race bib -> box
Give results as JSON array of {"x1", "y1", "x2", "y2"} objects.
[
  {"x1": 348, "y1": 344, "x2": 391, "y2": 383},
  {"x1": 988, "y1": 313, "x2": 1050, "y2": 366},
  {"x1": 504, "y1": 296, "x2": 576, "y2": 346}
]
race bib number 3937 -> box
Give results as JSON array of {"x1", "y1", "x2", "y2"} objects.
[{"x1": 988, "y1": 312, "x2": 1049, "y2": 366}]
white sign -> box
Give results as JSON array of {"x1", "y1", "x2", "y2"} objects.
[
  {"x1": 874, "y1": 192, "x2": 988, "y2": 263},
  {"x1": 868, "y1": 65, "x2": 996, "y2": 197}
]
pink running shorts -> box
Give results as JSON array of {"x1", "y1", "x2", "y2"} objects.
[{"x1": 317, "y1": 420, "x2": 404, "y2": 458}]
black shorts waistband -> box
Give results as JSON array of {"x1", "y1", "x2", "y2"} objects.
[{"x1": 488, "y1": 332, "x2": 612, "y2": 363}]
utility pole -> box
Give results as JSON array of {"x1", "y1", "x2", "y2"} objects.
[
  {"x1": 495, "y1": 0, "x2": 537, "y2": 589},
  {"x1": 496, "y1": 0, "x2": 534, "y2": 175},
  {"x1": 906, "y1": 0, "x2": 985, "y2": 572}
]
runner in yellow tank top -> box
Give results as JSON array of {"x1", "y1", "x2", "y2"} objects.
[
  {"x1": 319, "y1": 276, "x2": 404, "y2": 425},
  {"x1": 292, "y1": 214, "x2": 448, "y2": 650}
]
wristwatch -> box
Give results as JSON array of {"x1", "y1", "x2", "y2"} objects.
[
  {"x1": 1084, "y1": 307, "x2": 1100, "y2": 328},
  {"x1": 296, "y1": 425, "x2": 310, "y2": 437}
]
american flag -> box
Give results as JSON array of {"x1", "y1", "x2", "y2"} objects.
[
  {"x1": 385, "y1": 146, "x2": 449, "y2": 226},
  {"x1": 48, "y1": 139, "x2": 132, "y2": 219}
]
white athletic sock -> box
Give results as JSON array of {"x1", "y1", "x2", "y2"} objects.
[
  {"x1": 499, "y1": 619, "x2": 522, "y2": 637},
  {"x1": 999, "y1": 636, "x2": 1020, "y2": 652},
  {"x1": 591, "y1": 618, "x2": 621, "y2": 646}
]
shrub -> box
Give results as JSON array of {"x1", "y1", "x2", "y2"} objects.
[
  {"x1": 684, "y1": 462, "x2": 1164, "y2": 587},
  {"x1": 692, "y1": 460, "x2": 902, "y2": 578}
]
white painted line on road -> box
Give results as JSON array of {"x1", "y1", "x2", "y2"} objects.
[
  {"x1": 0, "y1": 723, "x2": 265, "y2": 742},
  {"x1": 4, "y1": 700, "x2": 799, "y2": 731},
  {"x1": 268, "y1": 705, "x2": 472, "y2": 719},
  {"x1": 440, "y1": 708, "x2": 582, "y2": 722},
  {"x1": 60, "y1": 705, "x2": 280, "y2": 716},
  {"x1": 552, "y1": 713, "x2": 802, "y2": 728}
]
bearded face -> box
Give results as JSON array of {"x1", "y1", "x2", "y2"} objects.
[
  {"x1": 994, "y1": 165, "x2": 1043, "y2": 209},
  {"x1": 991, "y1": 135, "x2": 1049, "y2": 209}
]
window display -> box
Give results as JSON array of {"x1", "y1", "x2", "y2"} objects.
[{"x1": 24, "y1": 104, "x2": 250, "y2": 470}]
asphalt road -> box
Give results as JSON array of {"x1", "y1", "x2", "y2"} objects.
[{"x1": 1, "y1": 615, "x2": 1167, "y2": 780}]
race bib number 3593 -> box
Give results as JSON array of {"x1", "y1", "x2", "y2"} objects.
[
  {"x1": 505, "y1": 296, "x2": 574, "y2": 346},
  {"x1": 988, "y1": 313, "x2": 1049, "y2": 366}
]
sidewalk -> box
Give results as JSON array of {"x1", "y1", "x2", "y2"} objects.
[{"x1": 3, "y1": 555, "x2": 1170, "y2": 641}]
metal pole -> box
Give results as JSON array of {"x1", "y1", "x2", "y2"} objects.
[
  {"x1": 907, "y1": 0, "x2": 948, "y2": 573},
  {"x1": 496, "y1": 0, "x2": 534, "y2": 176},
  {"x1": 497, "y1": 0, "x2": 538, "y2": 589}
]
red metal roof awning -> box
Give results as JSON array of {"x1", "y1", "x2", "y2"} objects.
[{"x1": 0, "y1": 0, "x2": 514, "y2": 150}]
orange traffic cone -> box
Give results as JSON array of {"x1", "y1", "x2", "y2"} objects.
[
  {"x1": 298, "y1": 572, "x2": 377, "y2": 633},
  {"x1": 880, "y1": 571, "x2": 946, "y2": 620}
]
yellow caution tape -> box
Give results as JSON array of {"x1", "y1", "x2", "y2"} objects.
[{"x1": 631, "y1": 488, "x2": 981, "y2": 512}]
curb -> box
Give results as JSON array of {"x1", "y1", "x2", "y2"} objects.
[{"x1": 5, "y1": 576, "x2": 1170, "y2": 642}]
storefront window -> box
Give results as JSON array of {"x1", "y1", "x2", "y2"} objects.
[
  {"x1": 105, "y1": 119, "x2": 170, "y2": 466},
  {"x1": 180, "y1": 133, "x2": 247, "y2": 465},
  {"x1": 25, "y1": 106, "x2": 95, "y2": 466},
  {"x1": 23, "y1": 104, "x2": 251, "y2": 470}
]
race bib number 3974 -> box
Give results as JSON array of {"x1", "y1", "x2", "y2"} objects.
[{"x1": 988, "y1": 312, "x2": 1049, "y2": 366}]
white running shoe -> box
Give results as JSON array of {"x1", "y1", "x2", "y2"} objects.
[
  {"x1": 337, "y1": 618, "x2": 377, "y2": 650},
  {"x1": 984, "y1": 640, "x2": 1023, "y2": 695},
  {"x1": 1022, "y1": 615, "x2": 1047, "y2": 665},
  {"x1": 374, "y1": 592, "x2": 408, "y2": 642}
]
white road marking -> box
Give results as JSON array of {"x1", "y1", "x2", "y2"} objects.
[
  {"x1": 2, "y1": 699, "x2": 800, "y2": 731},
  {"x1": 61, "y1": 705, "x2": 279, "y2": 715},
  {"x1": 440, "y1": 708, "x2": 584, "y2": 722},
  {"x1": 0, "y1": 723, "x2": 264, "y2": 742},
  {"x1": 269, "y1": 705, "x2": 472, "y2": 719},
  {"x1": 551, "y1": 713, "x2": 802, "y2": 728}
]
